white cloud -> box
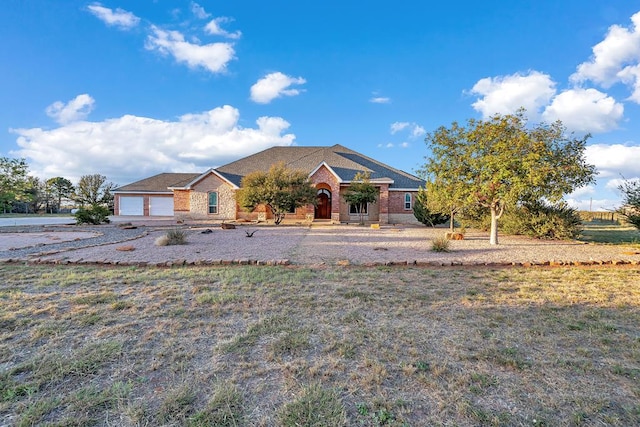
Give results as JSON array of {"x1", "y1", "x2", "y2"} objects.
[
  {"x1": 45, "y1": 94, "x2": 95, "y2": 125},
  {"x1": 390, "y1": 122, "x2": 425, "y2": 138},
  {"x1": 145, "y1": 26, "x2": 235, "y2": 74},
  {"x1": 87, "y1": 3, "x2": 140, "y2": 30},
  {"x1": 585, "y1": 143, "x2": 640, "y2": 178},
  {"x1": 617, "y1": 63, "x2": 640, "y2": 102},
  {"x1": 250, "y1": 72, "x2": 306, "y2": 104},
  {"x1": 400, "y1": 142, "x2": 410, "y2": 148},
  {"x1": 390, "y1": 122, "x2": 409, "y2": 134},
  {"x1": 568, "y1": 185, "x2": 596, "y2": 198},
  {"x1": 191, "y1": 2, "x2": 210, "y2": 19},
  {"x1": 542, "y1": 88, "x2": 624, "y2": 133},
  {"x1": 11, "y1": 102, "x2": 295, "y2": 184},
  {"x1": 565, "y1": 197, "x2": 620, "y2": 212},
  {"x1": 571, "y1": 12, "x2": 640, "y2": 87},
  {"x1": 411, "y1": 125, "x2": 426, "y2": 138},
  {"x1": 205, "y1": 17, "x2": 242, "y2": 39},
  {"x1": 470, "y1": 71, "x2": 556, "y2": 119},
  {"x1": 370, "y1": 97, "x2": 390, "y2": 104}
]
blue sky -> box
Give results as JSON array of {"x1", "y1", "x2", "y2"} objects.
[{"x1": 2, "y1": 1, "x2": 639, "y2": 211}]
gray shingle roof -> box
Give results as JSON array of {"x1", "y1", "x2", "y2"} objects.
[
  {"x1": 116, "y1": 145, "x2": 425, "y2": 192},
  {"x1": 114, "y1": 173, "x2": 200, "y2": 192},
  {"x1": 215, "y1": 144, "x2": 425, "y2": 189}
]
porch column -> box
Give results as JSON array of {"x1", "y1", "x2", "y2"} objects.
[{"x1": 379, "y1": 184, "x2": 389, "y2": 224}]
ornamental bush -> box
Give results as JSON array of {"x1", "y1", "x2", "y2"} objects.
[
  {"x1": 412, "y1": 190, "x2": 449, "y2": 227},
  {"x1": 501, "y1": 201, "x2": 582, "y2": 240},
  {"x1": 74, "y1": 205, "x2": 111, "y2": 225}
]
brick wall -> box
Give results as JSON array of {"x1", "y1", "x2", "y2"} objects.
[
  {"x1": 173, "y1": 190, "x2": 190, "y2": 214},
  {"x1": 388, "y1": 191, "x2": 419, "y2": 224},
  {"x1": 388, "y1": 191, "x2": 416, "y2": 213}
]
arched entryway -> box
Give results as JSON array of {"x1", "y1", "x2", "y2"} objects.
[{"x1": 315, "y1": 188, "x2": 331, "y2": 219}]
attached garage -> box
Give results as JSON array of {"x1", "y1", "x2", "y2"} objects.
[
  {"x1": 149, "y1": 196, "x2": 174, "y2": 216},
  {"x1": 119, "y1": 196, "x2": 144, "y2": 216}
]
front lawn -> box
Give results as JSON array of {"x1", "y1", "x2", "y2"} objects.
[{"x1": 1, "y1": 265, "x2": 639, "y2": 426}]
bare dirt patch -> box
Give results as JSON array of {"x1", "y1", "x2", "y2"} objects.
[{"x1": 0, "y1": 231, "x2": 101, "y2": 251}]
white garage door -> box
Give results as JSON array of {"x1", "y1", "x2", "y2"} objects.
[
  {"x1": 119, "y1": 196, "x2": 143, "y2": 216},
  {"x1": 149, "y1": 197, "x2": 174, "y2": 216}
]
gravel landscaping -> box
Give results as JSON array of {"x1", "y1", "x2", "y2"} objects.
[{"x1": 1, "y1": 223, "x2": 639, "y2": 266}]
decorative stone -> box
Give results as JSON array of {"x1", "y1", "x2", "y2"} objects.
[{"x1": 445, "y1": 232, "x2": 464, "y2": 240}]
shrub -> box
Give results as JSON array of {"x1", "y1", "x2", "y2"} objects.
[
  {"x1": 501, "y1": 201, "x2": 582, "y2": 239},
  {"x1": 413, "y1": 190, "x2": 450, "y2": 227},
  {"x1": 74, "y1": 205, "x2": 111, "y2": 225},
  {"x1": 431, "y1": 235, "x2": 451, "y2": 252},
  {"x1": 155, "y1": 228, "x2": 187, "y2": 246}
]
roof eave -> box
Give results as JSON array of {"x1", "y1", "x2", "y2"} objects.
[{"x1": 309, "y1": 162, "x2": 344, "y2": 183}]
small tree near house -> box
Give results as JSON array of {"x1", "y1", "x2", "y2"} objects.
[
  {"x1": 236, "y1": 162, "x2": 317, "y2": 225},
  {"x1": 343, "y1": 171, "x2": 377, "y2": 225},
  {"x1": 412, "y1": 187, "x2": 450, "y2": 227}
]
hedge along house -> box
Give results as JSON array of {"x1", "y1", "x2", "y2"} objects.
[{"x1": 113, "y1": 144, "x2": 425, "y2": 224}]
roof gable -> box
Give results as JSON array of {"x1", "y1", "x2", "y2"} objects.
[
  {"x1": 170, "y1": 168, "x2": 239, "y2": 190},
  {"x1": 114, "y1": 173, "x2": 200, "y2": 193}
]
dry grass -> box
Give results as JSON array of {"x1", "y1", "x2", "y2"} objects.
[{"x1": 1, "y1": 264, "x2": 639, "y2": 426}]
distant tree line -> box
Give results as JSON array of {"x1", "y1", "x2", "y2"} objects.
[{"x1": 0, "y1": 157, "x2": 115, "y2": 216}]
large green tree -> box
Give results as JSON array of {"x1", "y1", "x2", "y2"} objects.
[
  {"x1": 0, "y1": 157, "x2": 30, "y2": 213},
  {"x1": 74, "y1": 174, "x2": 116, "y2": 208},
  {"x1": 46, "y1": 177, "x2": 75, "y2": 213},
  {"x1": 343, "y1": 171, "x2": 378, "y2": 225},
  {"x1": 424, "y1": 111, "x2": 596, "y2": 244},
  {"x1": 236, "y1": 162, "x2": 317, "y2": 225}
]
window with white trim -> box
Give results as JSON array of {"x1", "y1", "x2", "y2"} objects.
[
  {"x1": 404, "y1": 193, "x2": 412, "y2": 210},
  {"x1": 208, "y1": 192, "x2": 218, "y2": 214},
  {"x1": 349, "y1": 203, "x2": 368, "y2": 215}
]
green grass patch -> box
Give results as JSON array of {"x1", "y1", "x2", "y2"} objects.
[
  {"x1": 579, "y1": 223, "x2": 640, "y2": 245},
  {"x1": 188, "y1": 382, "x2": 244, "y2": 427},
  {"x1": 278, "y1": 384, "x2": 346, "y2": 426}
]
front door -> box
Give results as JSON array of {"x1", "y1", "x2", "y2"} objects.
[{"x1": 315, "y1": 189, "x2": 331, "y2": 219}]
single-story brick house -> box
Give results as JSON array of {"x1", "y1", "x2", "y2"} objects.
[{"x1": 113, "y1": 144, "x2": 425, "y2": 224}]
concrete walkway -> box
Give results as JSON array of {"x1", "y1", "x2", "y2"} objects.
[{"x1": 0, "y1": 217, "x2": 76, "y2": 227}]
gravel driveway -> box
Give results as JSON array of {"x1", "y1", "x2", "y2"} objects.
[{"x1": 1, "y1": 223, "x2": 639, "y2": 266}]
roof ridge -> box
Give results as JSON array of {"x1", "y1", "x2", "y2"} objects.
[
  {"x1": 335, "y1": 148, "x2": 422, "y2": 180},
  {"x1": 282, "y1": 146, "x2": 327, "y2": 169}
]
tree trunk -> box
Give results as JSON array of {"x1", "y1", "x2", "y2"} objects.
[
  {"x1": 489, "y1": 202, "x2": 504, "y2": 245},
  {"x1": 489, "y1": 208, "x2": 499, "y2": 245},
  {"x1": 274, "y1": 212, "x2": 284, "y2": 225},
  {"x1": 449, "y1": 211, "x2": 455, "y2": 232}
]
